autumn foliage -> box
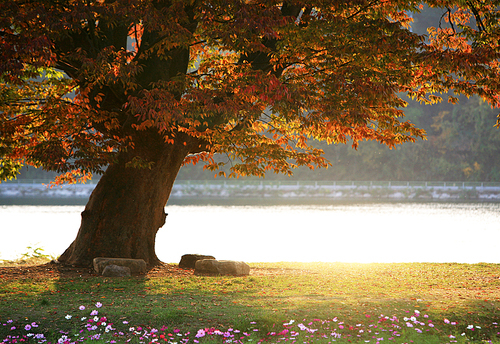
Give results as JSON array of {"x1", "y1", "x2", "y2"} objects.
[
  {"x1": 1, "y1": 1, "x2": 499, "y2": 182},
  {"x1": 1, "y1": 1, "x2": 499, "y2": 266}
]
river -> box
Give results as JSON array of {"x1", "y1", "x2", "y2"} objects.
[{"x1": 1, "y1": 201, "x2": 499, "y2": 264}]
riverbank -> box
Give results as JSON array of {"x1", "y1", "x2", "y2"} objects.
[{"x1": 1, "y1": 180, "x2": 500, "y2": 203}]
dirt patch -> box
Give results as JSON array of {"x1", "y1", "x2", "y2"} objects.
[{"x1": 0, "y1": 262, "x2": 297, "y2": 281}]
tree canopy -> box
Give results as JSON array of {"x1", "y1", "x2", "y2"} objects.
[{"x1": 3, "y1": 0, "x2": 498, "y2": 184}]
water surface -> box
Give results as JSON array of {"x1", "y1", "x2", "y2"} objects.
[{"x1": 1, "y1": 202, "x2": 499, "y2": 263}]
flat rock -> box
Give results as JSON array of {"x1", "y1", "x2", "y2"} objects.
[
  {"x1": 102, "y1": 264, "x2": 131, "y2": 277},
  {"x1": 93, "y1": 257, "x2": 147, "y2": 275},
  {"x1": 179, "y1": 254, "x2": 216, "y2": 269},
  {"x1": 195, "y1": 259, "x2": 250, "y2": 276}
]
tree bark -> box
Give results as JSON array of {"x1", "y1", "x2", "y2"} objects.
[{"x1": 58, "y1": 132, "x2": 198, "y2": 268}]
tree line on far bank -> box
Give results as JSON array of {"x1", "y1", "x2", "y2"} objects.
[
  {"x1": 177, "y1": 95, "x2": 500, "y2": 182},
  {"x1": 17, "y1": 94, "x2": 499, "y2": 183}
]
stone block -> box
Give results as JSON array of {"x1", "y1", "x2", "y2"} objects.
[
  {"x1": 102, "y1": 264, "x2": 131, "y2": 277},
  {"x1": 195, "y1": 259, "x2": 250, "y2": 276},
  {"x1": 93, "y1": 257, "x2": 147, "y2": 275},
  {"x1": 179, "y1": 254, "x2": 216, "y2": 269}
]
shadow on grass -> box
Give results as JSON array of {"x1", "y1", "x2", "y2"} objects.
[{"x1": 0, "y1": 262, "x2": 151, "y2": 339}]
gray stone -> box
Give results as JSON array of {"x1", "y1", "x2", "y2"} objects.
[
  {"x1": 195, "y1": 259, "x2": 250, "y2": 276},
  {"x1": 93, "y1": 257, "x2": 147, "y2": 275},
  {"x1": 102, "y1": 264, "x2": 131, "y2": 277},
  {"x1": 179, "y1": 254, "x2": 216, "y2": 269}
]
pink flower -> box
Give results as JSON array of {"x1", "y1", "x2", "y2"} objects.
[{"x1": 195, "y1": 329, "x2": 206, "y2": 338}]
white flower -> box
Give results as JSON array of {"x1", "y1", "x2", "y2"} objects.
[
  {"x1": 65, "y1": 315, "x2": 72, "y2": 320},
  {"x1": 58, "y1": 335, "x2": 68, "y2": 343},
  {"x1": 467, "y1": 325, "x2": 474, "y2": 330}
]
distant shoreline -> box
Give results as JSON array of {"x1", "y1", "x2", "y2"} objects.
[{"x1": 1, "y1": 180, "x2": 500, "y2": 204}]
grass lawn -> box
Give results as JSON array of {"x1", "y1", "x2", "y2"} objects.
[{"x1": 1, "y1": 261, "x2": 499, "y2": 343}]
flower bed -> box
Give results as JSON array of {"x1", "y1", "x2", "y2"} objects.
[{"x1": 2, "y1": 303, "x2": 499, "y2": 343}]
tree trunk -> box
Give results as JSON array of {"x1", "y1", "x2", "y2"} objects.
[{"x1": 58, "y1": 134, "x2": 197, "y2": 268}]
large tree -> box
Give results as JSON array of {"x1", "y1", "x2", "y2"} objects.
[{"x1": 1, "y1": 1, "x2": 499, "y2": 267}]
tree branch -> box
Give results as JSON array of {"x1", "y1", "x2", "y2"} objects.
[{"x1": 466, "y1": 1, "x2": 487, "y2": 32}]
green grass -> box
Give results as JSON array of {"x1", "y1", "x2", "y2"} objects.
[
  {"x1": 1, "y1": 262, "x2": 500, "y2": 343},
  {"x1": 1, "y1": 245, "x2": 56, "y2": 267}
]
